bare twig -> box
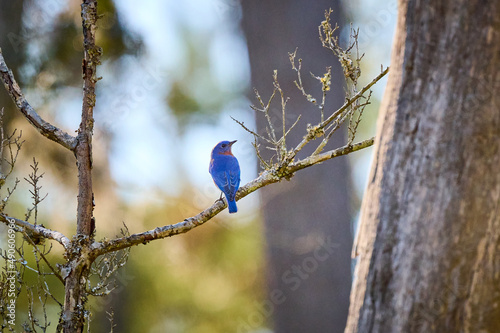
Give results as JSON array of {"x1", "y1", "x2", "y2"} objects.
[
  {"x1": 0, "y1": 178, "x2": 19, "y2": 213},
  {"x1": 0, "y1": 49, "x2": 77, "y2": 151},
  {"x1": 88, "y1": 224, "x2": 130, "y2": 296},
  {"x1": 272, "y1": 70, "x2": 290, "y2": 161},
  {"x1": 230, "y1": 117, "x2": 273, "y2": 145},
  {"x1": 289, "y1": 49, "x2": 333, "y2": 123},
  {"x1": 312, "y1": 66, "x2": 332, "y2": 121},
  {"x1": 26, "y1": 288, "x2": 38, "y2": 332},
  {"x1": 252, "y1": 138, "x2": 271, "y2": 170},
  {"x1": 250, "y1": 87, "x2": 278, "y2": 143},
  {"x1": 24, "y1": 158, "x2": 48, "y2": 224},
  {"x1": 0, "y1": 111, "x2": 24, "y2": 197},
  {"x1": 107, "y1": 309, "x2": 116, "y2": 333},
  {"x1": 2, "y1": 130, "x2": 24, "y2": 178},
  {"x1": 283, "y1": 114, "x2": 302, "y2": 142},
  {"x1": 22, "y1": 230, "x2": 65, "y2": 284},
  {"x1": 35, "y1": 284, "x2": 51, "y2": 333},
  {"x1": 285, "y1": 66, "x2": 388, "y2": 164},
  {"x1": 319, "y1": 9, "x2": 361, "y2": 85},
  {"x1": 348, "y1": 90, "x2": 372, "y2": 145},
  {"x1": 323, "y1": 67, "x2": 387, "y2": 130},
  {"x1": 19, "y1": 240, "x2": 56, "y2": 332},
  {"x1": 0, "y1": 108, "x2": 24, "y2": 177},
  {"x1": 292, "y1": 137, "x2": 374, "y2": 171},
  {"x1": 289, "y1": 49, "x2": 318, "y2": 105}
]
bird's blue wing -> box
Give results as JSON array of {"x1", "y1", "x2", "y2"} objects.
[
  {"x1": 210, "y1": 155, "x2": 240, "y2": 200},
  {"x1": 227, "y1": 169, "x2": 240, "y2": 201},
  {"x1": 227, "y1": 157, "x2": 240, "y2": 201},
  {"x1": 215, "y1": 170, "x2": 239, "y2": 200}
]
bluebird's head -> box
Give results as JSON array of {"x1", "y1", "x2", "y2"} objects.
[{"x1": 212, "y1": 140, "x2": 237, "y2": 156}]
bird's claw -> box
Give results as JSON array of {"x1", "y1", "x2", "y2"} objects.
[{"x1": 214, "y1": 193, "x2": 224, "y2": 205}]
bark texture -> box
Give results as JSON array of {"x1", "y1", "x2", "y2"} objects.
[
  {"x1": 347, "y1": 0, "x2": 500, "y2": 332},
  {"x1": 76, "y1": 0, "x2": 99, "y2": 237},
  {"x1": 242, "y1": 2, "x2": 352, "y2": 332},
  {"x1": 62, "y1": 1, "x2": 99, "y2": 331}
]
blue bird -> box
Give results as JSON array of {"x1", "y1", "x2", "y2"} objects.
[{"x1": 209, "y1": 140, "x2": 241, "y2": 213}]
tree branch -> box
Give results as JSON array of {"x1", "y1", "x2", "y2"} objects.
[
  {"x1": 0, "y1": 213, "x2": 71, "y2": 250},
  {"x1": 90, "y1": 171, "x2": 276, "y2": 255},
  {"x1": 0, "y1": 48, "x2": 77, "y2": 151},
  {"x1": 290, "y1": 137, "x2": 374, "y2": 172},
  {"x1": 321, "y1": 67, "x2": 388, "y2": 130},
  {"x1": 76, "y1": 0, "x2": 100, "y2": 237},
  {"x1": 91, "y1": 138, "x2": 375, "y2": 256},
  {"x1": 285, "y1": 66, "x2": 388, "y2": 165}
]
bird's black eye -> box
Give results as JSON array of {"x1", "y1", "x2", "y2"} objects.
[{"x1": 221, "y1": 144, "x2": 227, "y2": 148}]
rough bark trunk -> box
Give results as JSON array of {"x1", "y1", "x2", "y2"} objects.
[
  {"x1": 346, "y1": 0, "x2": 500, "y2": 332},
  {"x1": 242, "y1": 2, "x2": 352, "y2": 332},
  {"x1": 76, "y1": 0, "x2": 97, "y2": 237},
  {"x1": 60, "y1": 258, "x2": 91, "y2": 333},
  {"x1": 61, "y1": 1, "x2": 98, "y2": 332}
]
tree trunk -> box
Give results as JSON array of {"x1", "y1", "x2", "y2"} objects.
[
  {"x1": 346, "y1": 1, "x2": 500, "y2": 332},
  {"x1": 241, "y1": 2, "x2": 352, "y2": 332},
  {"x1": 61, "y1": 1, "x2": 98, "y2": 332},
  {"x1": 60, "y1": 260, "x2": 90, "y2": 333}
]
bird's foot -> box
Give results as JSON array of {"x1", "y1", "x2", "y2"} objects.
[{"x1": 214, "y1": 193, "x2": 225, "y2": 205}]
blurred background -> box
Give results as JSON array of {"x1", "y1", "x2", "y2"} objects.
[{"x1": 0, "y1": 0, "x2": 395, "y2": 332}]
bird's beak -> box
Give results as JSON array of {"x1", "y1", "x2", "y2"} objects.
[{"x1": 229, "y1": 140, "x2": 237, "y2": 146}]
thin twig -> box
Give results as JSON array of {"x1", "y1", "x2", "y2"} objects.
[
  {"x1": 251, "y1": 87, "x2": 278, "y2": 143},
  {"x1": 284, "y1": 66, "x2": 388, "y2": 165},
  {"x1": 289, "y1": 49, "x2": 319, "y2": 106},
  {"x1": 252, "y1": 138, "x2": 271, "y2": 170},
  {"x1": 272, "y1": 70, "x2": 290, "y2": 161},
  {"x1": 230, "y1": 117, "x2": 274, "y2": 145},
  {"x1": 22, "y1": 230, "x2": 65, "y2": 284},
  {"x1": 88, "y1": 224, "x2": 130, "y2": 296},
  {"x1": 348, "y1": 90, "x2": 372, "y2": 145},
  {"x1": 24, "y1": 158, "x2": 48, "y2": 224}
]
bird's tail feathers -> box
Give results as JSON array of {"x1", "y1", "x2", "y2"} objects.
[{"x1": 227, "y1": 199, "x2": 237, "y2": 214}]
